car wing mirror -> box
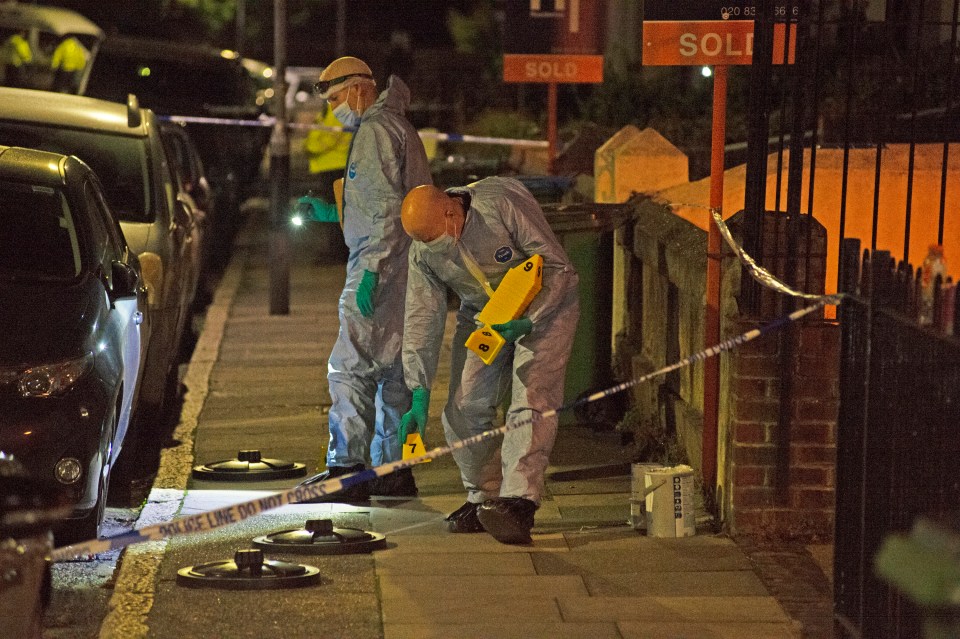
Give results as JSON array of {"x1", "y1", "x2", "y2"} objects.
[{"x1": 110, "y1": 261, "x2": 140, "y2": 300}]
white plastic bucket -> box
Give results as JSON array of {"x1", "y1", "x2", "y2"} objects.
[
  {"x1": 630, "y1": 462, "x2": 664, "y2": 530},
  {"x1": 644, "y1": 464, "x2": 697, "y2": 538}
]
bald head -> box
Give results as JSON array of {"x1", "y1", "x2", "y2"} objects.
[{"x1": 401, "y1": 185, "x2": 453, "y2": 242}]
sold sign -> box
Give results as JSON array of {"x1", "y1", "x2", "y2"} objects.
[
  {"x1": 643, "y1": 20, "x2": 796, "y2": 66},
  {"x1": 643, "y1": 0, "x2": 798, "y2": 67},
  {"x1": 503, "y1": 54, "x2": 604, "y2": 83}
]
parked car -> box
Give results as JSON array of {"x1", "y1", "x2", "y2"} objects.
[
  {"x1": 286, "y1": 66, "x2": 324, "y2": 115},
  {"x1": 84, "y1": 35, "x2": 271, "y2": 266},
  {"x1": 0, "y1": 87, "x2": 198, "y2": 425},
  {"x1": 0, "y1": 2, "x2": 103, "y2": 94},
  {"x1": 0, "y1": 145, "x2": 149, "y2": 545},
  {"x1": 160, "y1": 121, "x2": 211, "y2": 308}
]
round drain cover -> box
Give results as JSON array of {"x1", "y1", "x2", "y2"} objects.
[
  {"x1": 176, "y1": 548, "x2": 321, "y2": 590},
  {"x1": 253, "y1": 519, "x2": 387, "y2": 555},
  {"x1": 192, "y1": 450, "x2": 307, "y2": 481}
]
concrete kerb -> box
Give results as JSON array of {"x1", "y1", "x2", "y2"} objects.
[{"x1": 98, "y1": 233, "x2": 250, "y2": 639}]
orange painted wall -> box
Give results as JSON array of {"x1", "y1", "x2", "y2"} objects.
[{"x1": 658, "y1": 144, "x2": 960, "y2": 302}]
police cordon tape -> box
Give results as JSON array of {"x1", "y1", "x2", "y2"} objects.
[
  {"x1": 50, "y1": 291, "x2": 840, "y2": 562},
  {"x1": 708, "y1": 207, "x2": 832, "y2": 301},
  {"x1": 159, "y1": 114, "x2": 549, "y2": 148}
]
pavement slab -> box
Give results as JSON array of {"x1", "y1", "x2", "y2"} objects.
[
  {"x1": 557, "y1": 595, "x2": 794, "y2": 623},
  {"x1": 532, "y1": 542, "x2": 754, "y2": 573},
  {"x1": 385, "y1": 621, "x2": 623, "y2": 639},
  {"x1": 618, "y1": 620, "x2": 803, "y2": 638},
  {"x1": 375, "y1": 551, "x2": 537, "y2": 575},
  {"x1": 381, "y1": 594, "x2": 565, "y2": 624},
  {"x1": 582, "y1": 570, "x2": 769, "y2": 597},
  {"x1": 375, "y1": 532, "x2": 570, "y2": 553},
  {"x1": 379, "y1": 574, "x2": 588, "y2": 599}
]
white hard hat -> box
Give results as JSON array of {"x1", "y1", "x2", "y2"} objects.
[{"x1": 314, "y1": 56, "x2": 375, "y2": 99}]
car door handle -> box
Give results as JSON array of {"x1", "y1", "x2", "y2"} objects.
[{"x1": 134, "y1": 311, "x2": 144, "y2": 326}]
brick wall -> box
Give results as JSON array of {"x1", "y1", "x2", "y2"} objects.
[{"x1": 729, "y1": 320, "x2": 840, "y2": 541}]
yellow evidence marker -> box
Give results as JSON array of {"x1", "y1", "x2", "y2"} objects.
[
  {"x1": 402, "y1": 433, "x2": 431, "y2": 463},
  {"x1": 464, "y1": 254, "x2": 543, "y2": 365}
]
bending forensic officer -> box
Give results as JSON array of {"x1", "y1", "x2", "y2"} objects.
[
  {"x1": 399, "y1": 179, "x2": 580, "y2": 544},
  {"x1": 298, "y1": 56, "x2": 432, "y2": 500}
]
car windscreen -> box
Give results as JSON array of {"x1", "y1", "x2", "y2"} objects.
[
  {"x1": 86, "y1": 49, "x2": 258, "y2": 116},
  {"x1": 0, "y1": 122, "x2": 152, "y2": 222},
  {"x1": 0, "y1": 181, "x2": 81, "y2": 281}
]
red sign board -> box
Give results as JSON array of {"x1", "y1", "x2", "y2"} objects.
[
  {"x1": 503, "y1": 54, "x2": 604, "y2": 84},
  {"x1": 643, "y1": 21, "x2": 797, "y2": 66}
]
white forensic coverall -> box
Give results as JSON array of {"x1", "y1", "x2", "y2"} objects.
[
  {"x1": 402, "y1": 177, "x2": 580, "y2": 505},
  {"x1": 326, "y1": 75, "x2": 432, "y2": 468}
]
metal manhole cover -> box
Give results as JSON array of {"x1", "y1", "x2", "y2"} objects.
[
  {"x1": 176, "y1": 549, "x2": 321, "y2": 590},
  {"x1": 252, "y1": 519, "x2": 387, "y2": 555},
  {"x1": 192, "y1": 450, "x2": 307, "y2": 481}
]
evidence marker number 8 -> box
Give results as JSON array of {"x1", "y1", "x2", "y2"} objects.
[{"x1": 464, "y1": 255, "x2": 543, "y2": 365}]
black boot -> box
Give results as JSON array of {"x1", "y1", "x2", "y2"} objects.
[
  {"x1": 476, "y1": 497, "x2": 537, "y2": 544},
  {"x1": 297, "y1": 463, "x2": 369, "y2": 503},
  {"x1": 445, "y1": 501, "x2": 485, "y2": 533},
  {"x1": 369, "y1": 467, "x2": 418, "y2": 497}
]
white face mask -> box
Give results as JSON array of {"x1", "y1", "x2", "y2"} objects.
[
  {"x1": 333, "y1": 100, "x2": 361, "y2": 127},
  {"x1": 422, "y1": 216, "x2": 457, "y2": 254},
  {"x1": 332, "y1": 86, "x2": 361, "y2": 127},
  {"x1": 423, "y1": 232, "x2": 454, "y2": 254}
]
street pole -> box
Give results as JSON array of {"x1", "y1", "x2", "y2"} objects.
[
  {"x1": 335, "y1": 0, "x2": 346, "y2": 58},
  {"x1": 703, "y1": 64, "x2": 727, "y2": 503},
  {"x1": 547, "y1": 82, "x2": 557, "y2": 174},
  {"x1": 269, "y1": 0, "x2": 289, "y2": 315},
  {"x1": 235, "y1": 0, "x2": 246, "y2": 55}
]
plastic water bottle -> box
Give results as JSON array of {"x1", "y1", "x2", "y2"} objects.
[
  {"x1": 918, "y1": 244, "x2": 947, "y2": 326},
  {"x1": 938, "y1": 278, "x2": 955, "y2": 336}
]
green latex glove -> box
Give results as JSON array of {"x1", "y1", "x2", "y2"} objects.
[
  {"x1": 491, "y1": 317, "x2": 533, "y2": 343},
  {"x1": 296, "y1": 195, "x2": 338, "y2": 223},
  {"x1": 399, "y1": 387, "x2": 430, "y2": 443},
  {"x1": 356, "y1": 269, "x2": 379, "y2": 317}
]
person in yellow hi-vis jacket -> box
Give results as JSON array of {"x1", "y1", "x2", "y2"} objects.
[
  {"x1": 1, "y1": 30, "x2": 32, "y2": 87},
  {"x1": 303, "y1": 103, "x2": 352, "y2": 200},
  {"x1": 50, "y1": 36, "x2": 89, "y2": 93},
  {"x1": 398, "y1": 179, "x2": 580, "y2": 545}
]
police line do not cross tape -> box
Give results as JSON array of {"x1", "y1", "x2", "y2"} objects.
[{"x1": 159, "y1": 114, "x2": 549, "y2": 148}]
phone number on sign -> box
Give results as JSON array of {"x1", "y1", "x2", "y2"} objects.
[
  {"x1": 720, "y1": 4, "x2": 800, "y2": 19},
  {"x1": 644, "y1": 1, "x2": 800, "y2": 22}
]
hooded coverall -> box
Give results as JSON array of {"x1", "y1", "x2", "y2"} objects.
[
  {"x1": 402, "y1": 177, "x2": 580, "y2": 505},
  {"x1": 326, "y1": 75, "x2": 432, "y2": 469}
]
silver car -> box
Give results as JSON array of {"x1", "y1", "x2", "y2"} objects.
[{"x1": 0, "y1": 87, "x2": 197, "y2": 428}]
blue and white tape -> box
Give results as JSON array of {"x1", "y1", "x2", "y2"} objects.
[{"x1": 159, "y1": 114, "x2": 548, "y2": 148}]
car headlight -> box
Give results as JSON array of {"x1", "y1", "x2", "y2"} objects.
[{"x1": 3, "y1": 354, "x2": 94, "y2": 398}]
